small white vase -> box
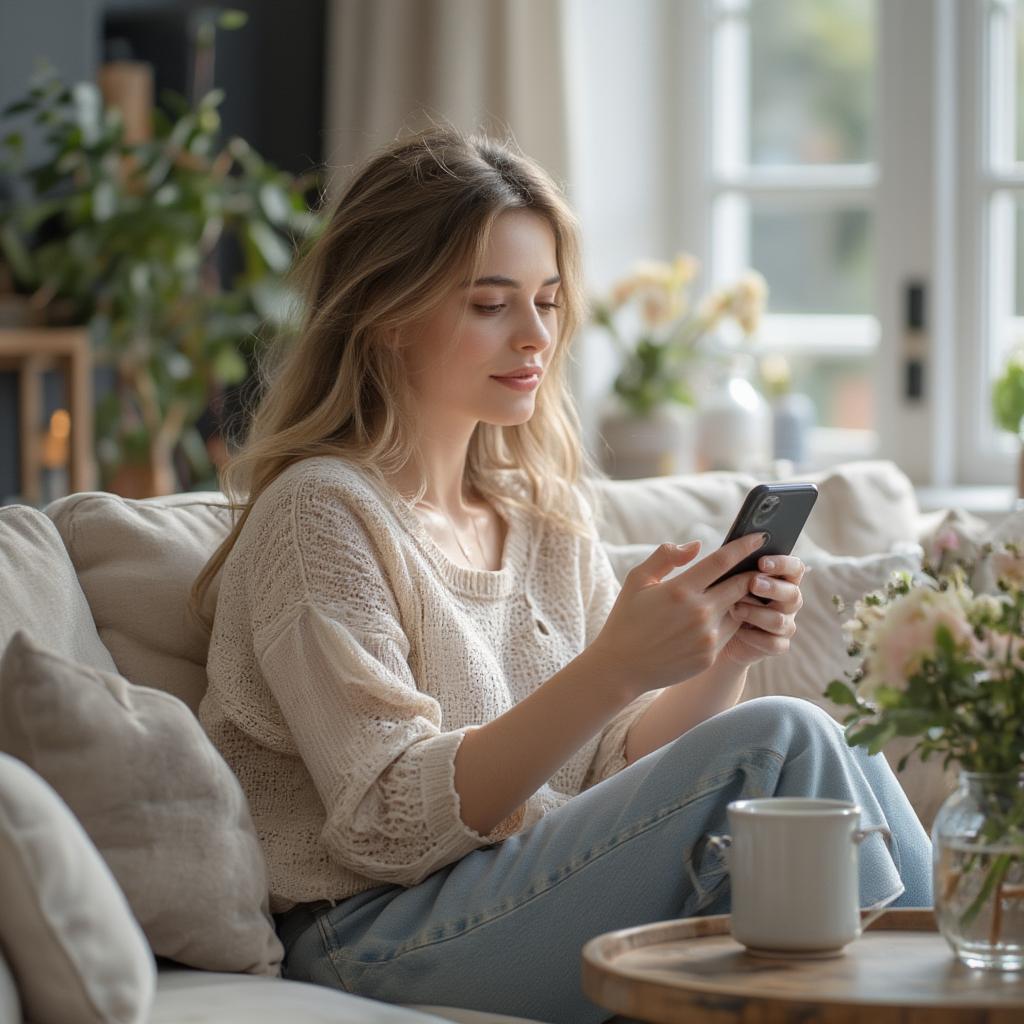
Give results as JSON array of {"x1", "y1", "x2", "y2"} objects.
[
  {"x1": 695, "y1": 355, "x2": 772, "y2": 473},
  {"x1": 598, "y1": 401, "x2": 696, "y2": 479}
]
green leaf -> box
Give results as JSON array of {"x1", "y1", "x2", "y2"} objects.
[
  {"x1": 246, "y1": 221, "x2": 292, "y2": 274},
  {"x1": 2, "y1": 99, "x2": 36, "y2": 117},
  {"x1": 93, "y1": 180, "x2": 117, "y2": 221},
  {"x1": 217, "y1": 9, "x2": 249, "y2": 29},
  {"x1": 258, "y1": 183, "x2": 291, "y2": 225},
  {"x1": 847, "y1": 720, "x2": 894, "y2": 752},
  {"x1": 0, "y1": 223, "x2": 35, "y2": 284},
  {"x1": 825, "y1": 680, "x2": 860, "y2": 707},
  {"x1": 213, "y1": 346, "x2": 248, "y2": 384},
  {"x1": 71, "y1": 81, "x2": 102, "y2": 147}
]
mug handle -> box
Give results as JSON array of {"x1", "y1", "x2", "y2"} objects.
[{"x1": 852, "y1": 824, "x2": 903, "y2": 929}]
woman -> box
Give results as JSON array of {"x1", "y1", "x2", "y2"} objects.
[{"x1": 191, "y1": 126, "x2": 931, "y2": 1023}]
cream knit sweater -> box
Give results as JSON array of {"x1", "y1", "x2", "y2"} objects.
[{"x1": 199, "y1": 456, "x2": 660, "y2": 913}]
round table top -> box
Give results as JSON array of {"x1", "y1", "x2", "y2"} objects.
[{"x1": 581, "y1": 909, "x2": 1024, "y2": 1023}]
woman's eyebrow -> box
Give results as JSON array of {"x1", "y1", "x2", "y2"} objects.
[{"x1": 466, "y1": 274, "x2": 561, "y2": 288}]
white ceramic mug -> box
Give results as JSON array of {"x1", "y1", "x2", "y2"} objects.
[{"x1": 707, "y1": 797, "x2": 902, "y2": 957}]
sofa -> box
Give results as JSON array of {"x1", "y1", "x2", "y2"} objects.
[{"x1": 0, "y1": 459, "x2": 1002, "y2": 1024}]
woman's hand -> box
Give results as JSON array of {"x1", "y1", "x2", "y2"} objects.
[
  {"x1": 589, "y1": 533, "x2": 765, "y2": 697},
  {"x1": 718, "y1": 554, "x2": 806, "y2": 668}
]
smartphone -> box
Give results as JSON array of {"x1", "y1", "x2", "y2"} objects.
[{"x1": 712, "y1": 482, "x2": 818, "y2": 593}]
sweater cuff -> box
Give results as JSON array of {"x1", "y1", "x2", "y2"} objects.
[
  {"x1": 421, "y1": 727, "x2": 526, "y2": 854},
  {"x1": 583, "y1": 689, "x2": 664, "y2": 789}
]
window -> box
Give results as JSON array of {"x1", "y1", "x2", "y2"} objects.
[
  {"x1": 705, "y1": 0, "x2": 877, "y2": 465},
  {"x1": 670, "y1": 0, "x2": 1021, "y2": 484},
  {"x1": 975, "y1": 0, "x2": 1024, "y2": 469}
]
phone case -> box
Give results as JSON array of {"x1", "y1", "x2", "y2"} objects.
[{"x1": 713, "y1": 483, "x2": 818, "y2": 588}]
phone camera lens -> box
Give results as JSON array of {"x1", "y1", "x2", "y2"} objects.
[{"x1": 752, "y1": 494, "x2": 780, "y2": 529}]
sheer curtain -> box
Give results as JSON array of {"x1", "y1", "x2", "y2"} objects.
[{"x1": 323, "y1": 0, "x2": 570, "y2": 188}]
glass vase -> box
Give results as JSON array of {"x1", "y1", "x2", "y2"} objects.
[
  {"x1": 933, "y1": 771, "x2": 1024, "y2": 970},
  {"x1": 694, "y1": 353, "x2": 771, "y2": 473}
]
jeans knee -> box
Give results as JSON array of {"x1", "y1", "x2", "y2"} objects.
[{"x1": 725, "y1": 696, "x2": 843, "y2": 751}]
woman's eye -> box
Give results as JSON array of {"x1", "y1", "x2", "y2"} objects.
[
  {"x1": 537, "y1": 302, "x2": 561, "y2": 312},
  {"x1": 473, "y1": 304, "x2": 504, "y2": 314}
]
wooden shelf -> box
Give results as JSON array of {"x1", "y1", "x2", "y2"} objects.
[{"x1": 0, "y1": 327, "x2": 96, "y2": 505}]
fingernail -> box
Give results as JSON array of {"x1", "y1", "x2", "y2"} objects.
[
  {"x1": 753, "y1": 576, "x2": 771, "y2": 595},
  {"x1": 761, "y1": 557, "x2": 776, "y2": 571}
]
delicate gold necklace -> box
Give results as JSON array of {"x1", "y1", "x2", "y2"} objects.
[{"x1": 416, "y1": 498, "x2": 487, "y2": 568}]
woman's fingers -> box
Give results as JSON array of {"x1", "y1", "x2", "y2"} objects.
[
  {"x1": 748, "y1": 575, "x2": 803, "y2": 610},
  {"x1": 758, "y1": 554, "x2": 806, "y2": 582},
  {"x1": 730, "y1": 601, "x2": 797, "y2": 636},
  {"x1": 732, "y1": 623, "x2": 792, "y2": 654}
]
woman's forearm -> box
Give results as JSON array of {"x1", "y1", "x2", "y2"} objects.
[
  {"x1": 453, "y1": 647, "x2": 635, "y2": 835},
  {"x1": 624, "y1": 660, "x2": 749, "y2": 765}
]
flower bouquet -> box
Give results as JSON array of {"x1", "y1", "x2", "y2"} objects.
[
  {"x1": 590, "y1": 255, "x2": 767, "y2": 416},
  {"x1": 825, "y1": 536, "x2": 1024, "y2": 969}
]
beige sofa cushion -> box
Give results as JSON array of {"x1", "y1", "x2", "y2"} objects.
[
  {"x1": 0, "y1": 504, "x2": 117, "y2": 673},
  {"x1": 0, "y1": 631, "x2": 283, "y2": 978},
  {"x1": 592, "y1": 460, "x2": 921, "y2": 558},
  {"x1": 46, "y1": 491, "x2": 232, "y2": 713},
  {"x1": 0, "y1": 751, "x2": 155, "y2": 1024}
]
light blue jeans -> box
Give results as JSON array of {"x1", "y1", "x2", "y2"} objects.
[{"x1": 276, "y1": 697, "x2": 933, "y2": 1024}]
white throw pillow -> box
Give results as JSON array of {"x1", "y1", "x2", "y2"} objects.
[
  {"x1": 0, "y1": 505, "x2": 118, "y2": 673},
  {"x1": 0, "y1": 751, "x2": 155, "y2": 1024},
  {"x1": 0, "y1": 631, "x2": 283, "y2": 977},
  {"x1": 45, "y1": 491, "x2": 232, "y2": 713}
]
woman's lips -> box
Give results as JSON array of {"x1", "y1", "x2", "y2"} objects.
[{"x1": 491, "y1": 373, "x2": 541, "y2": 391}]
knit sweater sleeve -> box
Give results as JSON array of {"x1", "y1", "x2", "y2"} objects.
[
  {"x1": 579, "y1": 501, "x2": 663, "y2": 789},
  {"x1": 247, "y1": 474, "x2": 510, "y2": 887}
]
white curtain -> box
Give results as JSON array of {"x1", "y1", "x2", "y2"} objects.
[{"x1": 323, "y1": 0, "x2": 571, "y2": 189}]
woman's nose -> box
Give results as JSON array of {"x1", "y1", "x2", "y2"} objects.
[{"x1": 514, "y1": 308, "x2": 552, "y2": 352}]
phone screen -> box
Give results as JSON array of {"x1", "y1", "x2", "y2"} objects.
[{"x1": 712, "y1": 483, "x2": 818, "y2": 589}]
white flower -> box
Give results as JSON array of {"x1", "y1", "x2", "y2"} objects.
[{"x1": 857, "y1": 586, "x2": 975, "y2": 701}]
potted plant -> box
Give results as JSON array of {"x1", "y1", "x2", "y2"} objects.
[
  {"x1": 993, "y1": 349, "x2": 1024, "y2": 499},
  {"x1": 0, "y1": 65, "x2": 323, "y2": 496},
  {"x1": 590, "y1": 256, "x2": 768, "y2": 479}
]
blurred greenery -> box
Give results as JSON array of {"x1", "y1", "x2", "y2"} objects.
[
  {"x1": 993, "y1": 349, "x2": 1024, "y2": 437},
  {"x1": 0, "y1": 62, "x2": 324, "y2": 491},
  {"x1": 749, "y1": 0, "x2": 874, "y2": 165}
]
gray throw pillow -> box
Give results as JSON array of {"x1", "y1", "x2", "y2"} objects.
[
  {"x1": 0, "y1": 631, "x2": 283, "y2": 977},
  {"x1": 0, "y1": 751, "x2": 155, "y2": 1024}
]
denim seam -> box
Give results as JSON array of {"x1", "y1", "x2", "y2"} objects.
[
  {"x1": 327, "y1": 748, "x2": 784, "y2": 967},
  {"x1": 317, "y1": 909, "x2": 354, "y2": 992}
]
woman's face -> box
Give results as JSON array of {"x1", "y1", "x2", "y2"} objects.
[{"x1": 402, "y1": 209, "x2": 561, "y2": 432}]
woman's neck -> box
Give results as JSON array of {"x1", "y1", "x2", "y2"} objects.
[{"x1": 389, "y1": 439, "x2": 477, "y2": 517}]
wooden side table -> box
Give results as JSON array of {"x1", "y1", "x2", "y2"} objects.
[
  {"x1": 582, "y1": 909, "x2": 1024, "y2": 1023},
  {"x1": 0, "y1": 327, "x2": 96, "y2": 504}
]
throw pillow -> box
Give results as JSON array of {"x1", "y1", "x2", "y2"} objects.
[
  {"x1": 0, "y1": 751, "x2": 155, "y2": 1024},
  {"x1": 0, "y1": 631, "x2": 283, "y2": 977},
  {"x1": 45, "y1": 491, "x2": 233, "y2": 713},
  {"x1": 0, "y1": 504, "x2": 118, "y2": 673}
]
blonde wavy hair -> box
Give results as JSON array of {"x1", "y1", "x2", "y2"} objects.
[{"x1": 189, "y1": 125, "x2": 598, "y2": 629}]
